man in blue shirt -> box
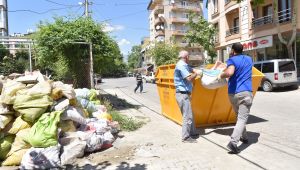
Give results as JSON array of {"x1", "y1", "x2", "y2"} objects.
[
  {"x1": 174, "y1": 50, "x2": 202, "y2": 143},
  {"x1": 218, "y1": 43, "x2": 253, "y2": 153}
]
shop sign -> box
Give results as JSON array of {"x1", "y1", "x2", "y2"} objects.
[{"x1": 241, "y1": 36, "x2": 273, "y2": 51}]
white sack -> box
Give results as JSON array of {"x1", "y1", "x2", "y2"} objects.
[{"x1": 20, "y1": 145, "x2": 61, "y2": 170}]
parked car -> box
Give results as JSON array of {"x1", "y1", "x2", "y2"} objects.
[
  {"x1": 93, "y1": 74, "x2": 102, "y2": 84},
  {"x1": 127, "y1": 72, "x2": 133, "y2": 77},
  {"x1": 253, "y1": 59, "x2": 298, "y2": 92},
  {"x1": 142, "y1": 72, "x2": 156, "y2": 83}
]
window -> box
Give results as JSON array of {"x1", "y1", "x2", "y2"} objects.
[
  {"x1": 233, "y1": 17, "x2": 239, "y2": 33},
  {"x1": 278, "y1": 0, "x2": 291, "y2": 22},
  {"x1": 279, "y1": 61, "x2": 295, "y2": 72},
  {"x1": 262, "y1": 62, "x2": 274, "y2": 73},
  {"x1": 254, "y1": 64, "x2": 262, "y2": 71},
  {"x1": 213, "y1": 0, "x2": 218, "y2": 13},
  {"x1": 181, "y1": 1, "x2": 188, "y2": 6},
  {"x1": 263, "y1": 4, "x2": 272, "y2": 16},
  {"x1": 182, "y1": 13, "x2": 189, "y2": 19},
  {"x1": 0, "y1": 10, "x2": 2, "y2": 23},
  {"x1": 233, "y1": 17, "x2": 239, "y2": 28}
]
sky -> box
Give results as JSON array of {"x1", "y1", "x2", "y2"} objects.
[{"x1": 8, "y1": 0, "x2": 207, "y2": 60}]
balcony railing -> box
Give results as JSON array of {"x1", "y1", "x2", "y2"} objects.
[
  {"x1": 226, "y1": 26, "x2": 239, "y2": 37},
  {"x1": 252, "y1": 8, "x2": 292, "y2": 28},
  {"x1": 252, "y1": 15, "x2": 273, "y2": 28},
  {"x1": 171, "y1": 4, "x2": 201, "y2": 12},
  {"x1": 172, "y1": 30, "x2": 187, "y2": 35},
  {"x1": 214, "y1": 33, "x2": 219, "y2": 43},
  {"x1": 170, "y1": 17, "x2": 189, "y2": 23},
  {"x1": 278, "y1": 8, "x2": 292, "y2": 23}
]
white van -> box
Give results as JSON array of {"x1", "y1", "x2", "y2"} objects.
[{"x1": 253, "y1": 59, "x2": 298, "y2": 92}]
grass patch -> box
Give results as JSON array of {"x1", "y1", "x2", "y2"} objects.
[{"x1": 110, "y1": 110, "x2": 144, "y2": 131}]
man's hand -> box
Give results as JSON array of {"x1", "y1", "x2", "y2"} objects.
[
  {"x1": 217, "y1": 73, "x2": 223, "y2": 81},
  {"x1": 195, "y1": 69, "x2": 203, "y2": 78}
]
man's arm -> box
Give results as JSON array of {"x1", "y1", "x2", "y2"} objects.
[
  {"x1": 220, "y1": 65, "x2": 235, "y2": 79},
  {"x1": 185, "y1": 72, "x2": 198, "y2": 82}
]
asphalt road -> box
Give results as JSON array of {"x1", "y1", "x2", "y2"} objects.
[{"x1": 100, "y1": 77, "x2": 300, "y2": 169}]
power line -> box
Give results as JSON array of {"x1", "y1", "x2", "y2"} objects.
[
  {"x1": 101, "y1": 10, "x2": 148, "y2": 22},
  {"x1": 7, "y1": 6, "x2": 79, "y2": 15},
  {"x1": 44, "y1": 0, "x2": 78, "y2": 7}
]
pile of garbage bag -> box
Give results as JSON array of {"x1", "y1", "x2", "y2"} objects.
[{"x1": 0, "y1": 71, "x2": 119, "y2": 169}]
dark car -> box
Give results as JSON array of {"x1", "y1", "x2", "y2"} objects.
[
  {"x1": 94, "y1": 74, "x2": 102, "y2": 84},
  {"x1": 128, "y1": 72, "x2": 133, "y2": 77}
]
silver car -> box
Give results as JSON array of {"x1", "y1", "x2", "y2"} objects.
[{"x1": 254, "y1": 59, "x2": 298, "y2": 92}]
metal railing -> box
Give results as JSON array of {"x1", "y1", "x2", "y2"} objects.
[
  {"x1": 277, "y1": 8, "x2": 292, "y2": 23},
  {"x1": 252, "y1": 15, "x2": 273, "y2": 28},
  {"x1": 226, "y1": 26, "x2": 239, "y2": 37},
  {"x1": 252, "y1": 8, "x2": 292, "y2": 28},
  {"x1": 214, "y1": 33, "x2": 219, "y2": 43},
  {"x1": 172, "y1": 3, "x2": 201, "y2": 11}
]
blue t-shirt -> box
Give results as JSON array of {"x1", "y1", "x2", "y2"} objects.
[
  {"x1": 226, "y1": 54, "x2": 253, "y2": 94},
  {"x1": 174, "y1": 60, "x2": 193, "y2": 92}
]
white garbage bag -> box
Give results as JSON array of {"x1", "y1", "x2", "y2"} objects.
[
  {"x1": 61, "y1": 106, "x2": 86, "y2": 124},
  {"x1": 20, "y1": 145, "x2": 61, "y2": 170},
  {"x1": 59, "y1": 135, "x2": 87, "y2": 165},
  {"x1": 201, "y1": 69, "x2": 227, "y2": 89}
]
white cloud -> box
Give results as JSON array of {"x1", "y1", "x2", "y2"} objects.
[
  {"x1": 118, "y1": 39, "x2": 131, "y2": 46},
  {"x1": 103, "y1": 23, "x2": 125, "y2": 32}
]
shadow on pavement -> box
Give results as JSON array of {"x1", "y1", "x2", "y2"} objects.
[
  {"x1": 203, "y1": 128, "x2": 260, "y2": 151},
  {"x1": 99, "y1": 93, "x2": 141, "y2": 110},
  {"x1": 65, "y1": 161, "x2": 147, "y2": 170},
  {"x1": 247, "y1": 115, "x2": 268, "y2": 124}
]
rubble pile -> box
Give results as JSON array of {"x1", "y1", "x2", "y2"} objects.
[{"x1": 0, "y1": 71, "x2": 119, "y2": 169}]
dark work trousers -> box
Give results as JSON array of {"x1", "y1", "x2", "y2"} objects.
[{"x1": 134, "y1": 81, "x2": 143, "y2": 93}]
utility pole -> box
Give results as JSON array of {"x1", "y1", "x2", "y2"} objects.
[{"x1": 84, "y1": 0, "x2": 90, "y2": 17}]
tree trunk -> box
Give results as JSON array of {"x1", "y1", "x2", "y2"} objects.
[{"x1": 273, "y1": 0, "x2": 298, "y2": 59}]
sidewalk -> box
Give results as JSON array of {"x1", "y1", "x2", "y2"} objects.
[
  {"x1": 73, "y1": 88, "x2": 259, "y2": 170},
  {"x1": 78, "y1": 87, "x2": 299, "y2": 170}
]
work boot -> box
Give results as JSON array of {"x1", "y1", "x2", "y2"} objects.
[{"x1": 227, "y1": 142, "x2": 240, "y2": 154}]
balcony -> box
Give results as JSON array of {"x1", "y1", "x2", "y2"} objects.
[
  {"x1": 154, "y1": 17, "x2": 165, "y2": 26},
  {"x1": 226, "y1": 26, "x2": 239, "y2": 37},
  {"x1": 172, "y1": 30, "x2": 187, "y2": 36},
  {"x1": 154, "y1": 5, "x2": 164, "y2": 14},
  {"x1": 224, "y1": 0, "x2": 238, "y2": 11},
  {"x1": 155, "y1": 30, "x2": 165, "y2": 37},
  {"x1": 170, "y1": 17, "x2": 189, "y2": 23},
  {"x1": 252, "y1": 15, "x2": 273, "y2": 28},
  {"x1": 213, "y1": 33, "x2": 219, "y2": 44},
  {"x1": 171, "y1": 4, "x2": 201, "y2": 12},
  {"x1": 252, "y1": 8, "x2": 292, "y2": 29}
]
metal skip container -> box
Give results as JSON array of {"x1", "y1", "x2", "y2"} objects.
[{"x1": 155, "y1": 64, "x2": 264, "y2": 127}]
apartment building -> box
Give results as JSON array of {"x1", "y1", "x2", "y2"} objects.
[
  {"x1": 0, "y1": 0, "x2": 8, "y2": 36},
  {"x1": 147, "y1": 0, "x2": 204, "y2": 66},
  {"x1": 207, "y1": 0, "x2": 300, "y2": 75}
]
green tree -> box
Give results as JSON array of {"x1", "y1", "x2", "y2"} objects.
[
  {"x1": 150, "y1": 42, "x2": 179, "y2": 66},
  {"x1": 0, "y1": 56, "x2": 26, "y2": 75},
  {"x1": 0, "y1": 44, "x2": 9, "y2": 62},
  {"x1": 185, "y1": 13, "x2": 217, "y2": 64},
  {"x1": 34, "y1": 17, "x2": 125, "y2": 87},
  {"x1": 127, "y1": 45, "x2": 142, "y2": 70}
]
